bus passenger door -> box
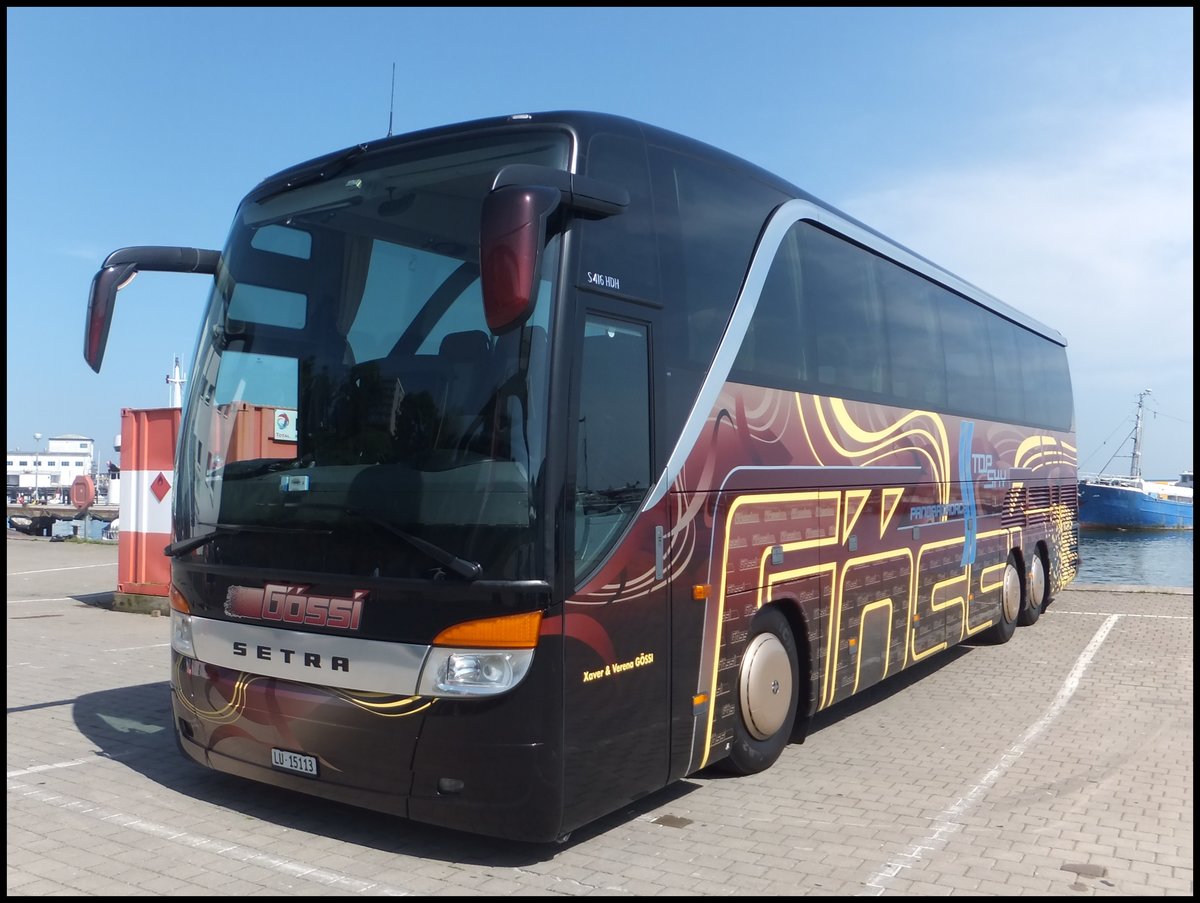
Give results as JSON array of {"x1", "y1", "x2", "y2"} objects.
[{"x1": 561, "y1": 313, "x2": 671, "y2": 830}]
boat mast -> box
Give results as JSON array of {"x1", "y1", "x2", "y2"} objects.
[
  {"x1": 1130, "y1": 389, "x2": 1151, "y2": 479},
  {"x1": 167, "y1": 355, "x2": 186, "y2": 409}
]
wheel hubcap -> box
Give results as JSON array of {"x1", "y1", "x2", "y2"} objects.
[
  {"x1": 1030, "y1": 557, "x2": 1046, "y2": 610},
  {"x1": 739, "y1": 633, "x2": 792, "y2": 740},
  {"x1": 1003, "y1": 562, "x2": 1022, "y2": 622}
]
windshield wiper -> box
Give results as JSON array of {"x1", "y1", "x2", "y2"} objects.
[
  {"x1": 220, "y1": 458, "x2": 306, "y2": 480},
  {"x1": 254, "y1": 144, "x2": 370, "y2": 203},
  {"x1": 164, "y1": 523, "x2": 329, "y2": 558},
  {"x1": 273, "y1": 502, "x2": 483, "y2": 581},
  {"x1": 347, "y1": 506, "x2": 483, "y2": 581},
  {"x1": 577, "y1": 485, "x2": 646, "y2": 511},
  {"x1": 385, "y1": 521, "x2": 483, "y2": 581}
]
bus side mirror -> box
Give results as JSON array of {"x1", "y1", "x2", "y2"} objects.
[
  {"x1": 479, "y1": 186, "x2": 560, "y2": 335},
  {"x1": 85, "y1": 262, "x2": 138, "y2": 373},
  {"x1": 83, "y1": 246, "x2": 220, "y2": 372}
]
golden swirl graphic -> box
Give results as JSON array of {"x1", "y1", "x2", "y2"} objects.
[
  {"x1": 173, "y1": 659, "x2": 258, "y2": 723},
  {"x1": 175, "y1": 658, "x2": 435, "y2": 721},
  {"x1": 800, "y1": 396, "x2": 952, "y2": 505},
  {"x1": 331, "y1": 690, "x2": 436, "y2": 717},
  {"x1": 1014, "y1": 434, "x2": 1078, "y2": 470},
  {"x1": 1048, "y1": 501, "x2": 1080, "y2": 587}
]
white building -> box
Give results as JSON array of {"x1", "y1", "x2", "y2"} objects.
[{"x1": 6, "y1": 435, "x2": 95, "y2": 503}]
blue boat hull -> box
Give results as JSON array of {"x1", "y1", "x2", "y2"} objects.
[{"x1": 1079, "y1": 482, "x2": 1193, "y2": 530}]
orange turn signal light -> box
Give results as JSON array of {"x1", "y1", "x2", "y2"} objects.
[
  {"x1": 169, "y1": 584, "x2": 191, "y2": 614},
  {"x1": 433, "y1": 610, "x2": 543, "y2": 649}
]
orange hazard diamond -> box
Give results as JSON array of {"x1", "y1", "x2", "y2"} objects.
[{"x1": 151, "y1": 472, "x2": 172, "y2": 502}]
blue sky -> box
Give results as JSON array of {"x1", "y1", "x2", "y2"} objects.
[{"x1": 6, "y1": 7, "x2": 1193, "y2": 479}]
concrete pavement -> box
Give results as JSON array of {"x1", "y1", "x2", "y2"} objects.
[{"x1": 7, "y1": 533, "x2": 1193, "y2": 895}]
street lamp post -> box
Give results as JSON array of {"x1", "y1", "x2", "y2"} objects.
[{"x1": 33, "y1": 432, "x2": 42, "y2": 504}]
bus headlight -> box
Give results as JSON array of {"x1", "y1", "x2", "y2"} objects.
[
  {"x1": 417, "y1": 648, "x2": 534, "y2": 697},
  {"x1": 170, "y1": 609, "x2": 196, "y2": 658}
]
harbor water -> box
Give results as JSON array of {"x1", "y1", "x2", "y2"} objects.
[{"x1": 1077, "y1": 528, "x2": 1194, "y2": 589}]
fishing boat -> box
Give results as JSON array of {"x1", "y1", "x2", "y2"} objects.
[{"x1": 1078, "y1": 390, "x2": 1193, "y2": 530}]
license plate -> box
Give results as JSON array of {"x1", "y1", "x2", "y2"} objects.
[{"x1": 271, "y1": 747, "x2": 319, "y2": 778}]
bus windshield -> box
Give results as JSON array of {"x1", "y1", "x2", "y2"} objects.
[{"x1": 174, "y1": 132, "x2": 569, "y2": 581}]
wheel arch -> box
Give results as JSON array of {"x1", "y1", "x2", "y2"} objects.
[
  {"x1": 761, "y1": 594, "x2": 814, "y2": 741},
  {"x1": 1034, "y1": 538, "x2": 1056, "y2": 605}
]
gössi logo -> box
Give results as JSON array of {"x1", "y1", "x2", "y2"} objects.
[{"x1": 225, "y1": 583, "x2": 366, "y2": 631}]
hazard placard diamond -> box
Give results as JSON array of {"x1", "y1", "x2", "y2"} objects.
[{"x1": 151, "y1": 472, "x2": 172, "y2": 502}]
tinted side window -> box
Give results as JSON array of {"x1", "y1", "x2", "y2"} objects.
[
  {"x1": 649, "y1": 148, "x2": 787, "y2": 371},
  {"x1": 987, "y1": 316, "x2": 1023, "y2": 423},
  {"x1": 801, "y1": 226, "x2": 885, "y2": 396},
  {"x1": 574, "y1": 316, "x2": 651, "y2": 583},
  {"x1": 580, "y1": 133, "x2": 659, "y2": 303},
  {"x1": 731, "y1": 226, "x2": 806, "y2": 387},
  {"x1": 1016, "y1": 325, "x2": 1075, "y2": 429},
  {"x1": 647, "y1": 146, "x2": 788, "y2": 450},
  {"x1": 725, "y1": 219, "x2": 1072, "y2": 431},
  {"x1": 1041, "y1": 343, "x2": 1074, "y2": 430},
  {"x1": 878, "y1": 257, "x2": 946, "y2": 409},
  {"x1": 939, "y1": 295, "x2": 996, "y2": 416}
]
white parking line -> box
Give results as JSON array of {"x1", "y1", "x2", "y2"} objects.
[
  {"x1": 859, "y1": 614, "x2": 1121, "y2": 896},
  {"x1": 8, "y1": 563, "x2": 118, "y2": 576},
  {"x1": 7, "y1": 756, "x2": 101, "y2": 779},
  {"x1": 6, "y1": 778, "x2": 413, "y2": 895},
  {"x1": 104, "y1": 643, "x2": 171, "y2": 653},
  {"x1": 1053, "y1": 609, "x2": 1189, "y2": 619}
]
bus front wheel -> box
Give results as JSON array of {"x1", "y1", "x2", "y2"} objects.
[{"x1": 720, "y1": 606, "x2": 799, "y2": 775}]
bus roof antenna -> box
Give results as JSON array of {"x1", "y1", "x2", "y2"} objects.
[{"x1": 387, "y1": 63, "x2": 395, "y2": 137}]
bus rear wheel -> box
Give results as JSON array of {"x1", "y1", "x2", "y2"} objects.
[
  {"x1": 1018, "y1": 547, "x2": 1047, "y2": 626},
  {"x1": 985, "y1": 553, "x2": 1022, "y2": 645},
  {"x1": 720, "y1": 606, "x2": 799, "y2": 776}
]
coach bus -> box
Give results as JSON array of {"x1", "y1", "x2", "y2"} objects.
[{"x1": 83, "y1": 110, "x2": 1079, "y2": 843}]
